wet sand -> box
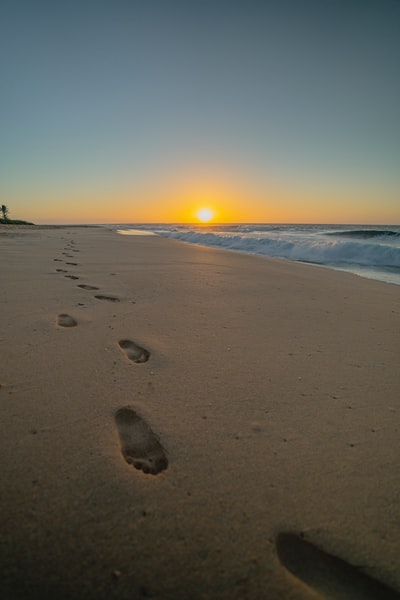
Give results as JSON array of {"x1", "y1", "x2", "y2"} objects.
[{"x1": 1, "y1": 225, "x2": 399, "y2": 599}]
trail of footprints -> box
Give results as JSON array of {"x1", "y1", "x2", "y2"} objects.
[
  {"x1": 54, "y1": 239, "x2": 165, "y2": 477},
  {"x1": 52, "y1": 238, "x2": 399, "y2": 596}
]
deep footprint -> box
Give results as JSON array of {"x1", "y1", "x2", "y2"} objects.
[
  {"x1": 65, "y1": 262, "x2": 78, "y2": 266},
  {"x1": 115, "y1": 407, "x2": 168, "y2": 474},
  {"x1": 118, "y1": 339, "x2": 150, "y2": 363},
  {"x1": 78, "y1": 284, "x2": 99, "y2": 290},
  {"x1": 276, "y1": 533, "x2": 399, "y2": 600},
  {"x1": 65, "y1": 275, "x2": 79, "y2": 280},
  {"x1": 57, "y1": 314, "x2": 77, "y2": 327},
  {"x1": 94, "y1": 295, "x2": 120, "y2": 303}
]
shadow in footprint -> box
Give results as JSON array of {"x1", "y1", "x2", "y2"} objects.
[
  {"x1": 65, "y1": 275, "x2": 79, "y2": 280},
  {"x1": 56, "y1": 269, "x2": 68, "y2": 273},
  {"x1": 78, "y1": 284, "x2": 99, "y2": 290},
  {"x1": 118, "y1": 339, "x2": 150, "y2": 363},
  {"x1": 276, "y1": 532, "x2": 399, "y2": 600},
  {"x1": 57, "y1": 314, "x2": 77, "y2": 328},
  {"x1": 95, "y1": 295, "x2": 120, "y2": 303},
  {"x1": 115, "y1": 407, "x2": 168, "y2": 474},
  {"x1": 65, "y1": 262, "x2": 78, "y2": 266}
]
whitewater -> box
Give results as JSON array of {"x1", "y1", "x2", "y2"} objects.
[{"x1": 116, "y1": 223, "x2": 400, "y2": 286}]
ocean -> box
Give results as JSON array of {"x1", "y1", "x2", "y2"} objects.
[{"x1": 115, "y1": 223, "x2": 400, "y2": 286}]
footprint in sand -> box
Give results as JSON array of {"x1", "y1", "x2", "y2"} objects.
[
  {"x1": 115, "y1": 407, "x2": 168, "y2": 474},
  {"x1": 56, "y1": 269, "x2": 68, "y2": 273},
  {"x1": 53, "y1": 258, "x2": 62, "y2": 262},
  {"x1": 118, "y1": 339, "x2": 150, "y2": 363},
  {"x1": 65, "y1": 275, "x2": 79, "y2": 280},
  {"x1": 57, "y1": 314, "x2": 77, "y2": 327},
  {"x1": 276, "y1": 532, "x2": 399, "y2": 600},
  {"x1": 94, "y1": 295, "x2": 120, "y2": 303},
  {"x1": 65, "y1": 262, "x2": 78, "y2": 266},
  {"x1": 78, "y1": 284, "x2": 99, "y2": 290}
]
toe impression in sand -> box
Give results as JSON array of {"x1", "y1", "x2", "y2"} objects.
[
  {"x1": 115, "y1": 407, "x2": 168, "y2": 475},
  {"x1": 118, "y1": 339, "x2": 150, "y2": 363}
]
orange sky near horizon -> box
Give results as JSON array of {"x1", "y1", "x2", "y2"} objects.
[{"x1": 9, "y1": 172, "x2": 400, "y2": 225}]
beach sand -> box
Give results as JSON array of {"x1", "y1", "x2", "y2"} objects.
[{"x1": 1, "y1": 225, "x2": 399, "y2": 599}]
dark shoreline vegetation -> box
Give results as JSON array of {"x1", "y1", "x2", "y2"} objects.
[
  {"x1": 0, "y1": 218, "x2": 34, "y2": 225},
  {"x1": 0, "y1": 221, "x2": 102, "y2": 227}
]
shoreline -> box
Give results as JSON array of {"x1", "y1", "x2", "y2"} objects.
[
  {"x1": 1, "y1": 226, "x2": 399, "y2": 599},
  {"x1": 114, "y1": 223, "x2": 400, "y2": 287},
  {"x1": 3, "y1": 221, "x2": 399, "y2": 286}
]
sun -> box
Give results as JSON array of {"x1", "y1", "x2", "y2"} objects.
[{"x1": 196, "y1": 207, "x2": 214, "y2": 223}]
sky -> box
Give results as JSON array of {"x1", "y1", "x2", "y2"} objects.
[{"x1": 1, "y1": 0, "x2": 399, "y2": 224}]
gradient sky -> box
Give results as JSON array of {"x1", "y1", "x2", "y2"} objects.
[{"x1": 1, "y1": 0, "x2": 399, "y2": 224}]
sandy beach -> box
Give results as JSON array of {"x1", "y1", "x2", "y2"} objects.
[{"x1": 1, "y1": 225, "x2": 399, "y2": 600}]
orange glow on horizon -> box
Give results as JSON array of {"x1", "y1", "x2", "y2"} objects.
[{"x1": 10, "y1": 165, "x2": 400, "y2": 225}]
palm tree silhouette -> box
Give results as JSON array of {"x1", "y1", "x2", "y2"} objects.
[{"x1": 1, "y1": 205, "x2": 9, "y2": 221}]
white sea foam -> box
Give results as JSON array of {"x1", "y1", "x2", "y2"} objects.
[
  {"x1": 116, "y1": 224, "x2": 400, "y2": 285},
  {"x1": 163, "y1": 231, "x2": 400, "y2": 268}
]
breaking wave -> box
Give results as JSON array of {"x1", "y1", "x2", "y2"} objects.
[{"x1": 159, "y1": 230, "x2": 400, "y2": 269}]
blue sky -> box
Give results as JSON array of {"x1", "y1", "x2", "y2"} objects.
[{"x1": 1, "y1": 0, "x2": 399, "y2": 223}]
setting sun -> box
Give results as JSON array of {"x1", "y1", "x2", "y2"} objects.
[{"x1": 196, "y1": 207, "x2": 214, "y2": 223}]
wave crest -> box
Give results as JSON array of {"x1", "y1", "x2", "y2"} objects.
[
  {"x1": 161, "y1": 230, "x2": 400, "y2": 268},
  {"x1": 327, "y1": 229, "x2": 400, "y2": 239}
]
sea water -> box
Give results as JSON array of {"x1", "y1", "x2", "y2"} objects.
[{"x1": 115, "y1": 223, "x2": 400, "y2": 286}]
